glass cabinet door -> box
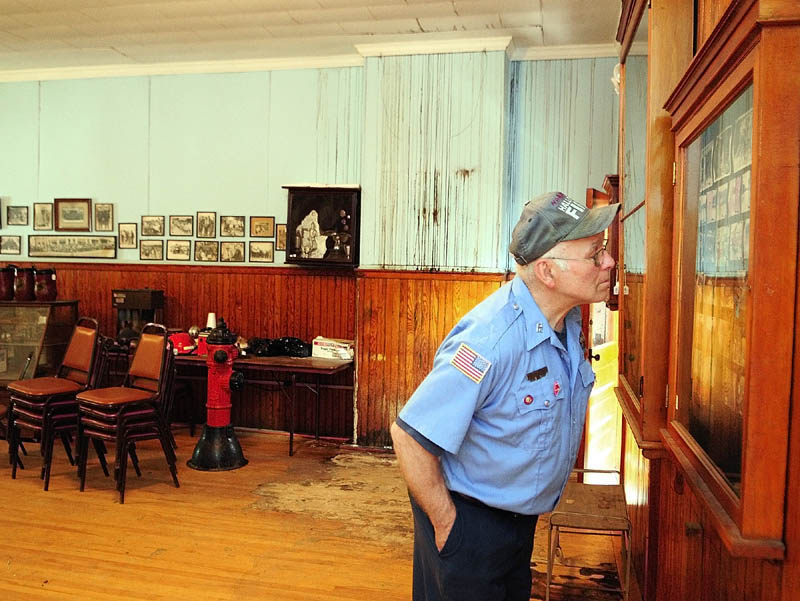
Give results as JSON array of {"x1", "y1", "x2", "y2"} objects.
[{"x1": 677, "y1": 84, "x2": 753, "y2": 496}]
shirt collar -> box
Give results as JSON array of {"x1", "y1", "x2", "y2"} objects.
[{"x1": 510, "y1": 276, "x2": 583, "y2": 352}]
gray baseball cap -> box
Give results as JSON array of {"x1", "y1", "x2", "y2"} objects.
[{"x1": 509, "y1": 191, "x2": 621, "y2": 265}]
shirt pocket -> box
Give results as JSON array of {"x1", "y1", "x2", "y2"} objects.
[{"x1": 514, "y1": 377, "x2": 564, "y2": 451}]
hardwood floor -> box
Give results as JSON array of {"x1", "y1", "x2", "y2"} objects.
[{"x1": 0, "y1": 428, "x2": 640, "y2": 601}]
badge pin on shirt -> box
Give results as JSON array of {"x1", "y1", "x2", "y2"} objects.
[
  {"x1": 553, "y1": 380, "x2": 561, "y2": 396},
  {"x1": 536, "y1": 322, "x2": 543, "y2": 333}
]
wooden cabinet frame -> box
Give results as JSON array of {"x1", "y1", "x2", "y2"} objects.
[{"x1": 665, "y1": 0, "x2": 800, "y2": 556}]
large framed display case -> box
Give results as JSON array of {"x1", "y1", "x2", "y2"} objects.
[
  {"x1": 0, "y1": 300, "x2": 79, "y2": 388},
  {"x1": 665, "y1": 0, "x2": 799, "y2": 558}
]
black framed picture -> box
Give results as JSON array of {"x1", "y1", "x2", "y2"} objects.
[
  {"x1": 220, "y1": 215, "x2": 245, "y2": 237},
  {"x1": 249, "y1": 241, "x2": 274, "y2": 263},
  {"x1": 194, "y1": 240, "x2": 219, "y2": 262},
  {"x1": 169, "y1": 215, "x2": 193, "y2": 237},
  {"x1": 141, "y1": 215, "x2": 165, "y2": 236},
  {"x1": 118, "y1": 223, "x2": 137, "y2": 249},
  {"x1": 167, "y1": 239, "x2": 191, "y2": 261},
  {"x1": 140, "y1": 239, "x2": 163, "y2": 260},
  {"x1": 28, "y1": 235, "x2": 116, "y2": 258},
  {"x1": 197, "y1": 211, "x2": 216, "y2": 238},
  {"x1": 54, "y1": 198, "x2": 91, "y2": 231},
  {"x1": 0, "y1": 235, "x2": 21, "y2": 255},
  {"x1": 283, "y1": 185, "x2": 360, "y2": 266},
  {"x1": 221, "y1": 241, "x2": 245, "y2": 262},
  {"x1": 276, "y1": 224, "x2": 287, "y2": 250},
  {"x1": 94, "y1": 203, "x2": 114, "y2": 232},
  {"x1": 33, "y1": 203, "x2": 53, "y2": 230},
  {"x1": 7, "y1": 205, "x2": 29, "y2": 226},
  {"x1": 250, "y1": 216, "x2": 275, "y2": 238}
]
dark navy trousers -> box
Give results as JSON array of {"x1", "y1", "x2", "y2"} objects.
[{"x1": 409, "y1": 491, "x2": 539, "y2": 601}]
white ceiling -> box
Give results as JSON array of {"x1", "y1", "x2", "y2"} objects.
[{"x1": 0, "y1": 0, "x2": 631, "y2": 80}]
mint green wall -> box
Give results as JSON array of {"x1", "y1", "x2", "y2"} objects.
[{"x1": 1, "y1": 56, "x2": 624, "y2": 270}]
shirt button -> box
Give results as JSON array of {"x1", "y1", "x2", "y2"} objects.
[
  {"x1": 513, "y1": 303, "x2": 519, "y2": 310},
  {"x1": 544, "y1": 400, "x2": 550, "y2": 407}
]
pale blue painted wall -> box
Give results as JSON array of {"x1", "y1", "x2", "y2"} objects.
[
  {"x1": 1, "y1": 55, "x2": 624, "y2": 270},
  {"x1": 622, "y1": 55, "x2": 647, "y2": 274}
]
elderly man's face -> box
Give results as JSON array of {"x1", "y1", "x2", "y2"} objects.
[{"x1": 545, "y1": 233, "x2": 615, "y2": 304}]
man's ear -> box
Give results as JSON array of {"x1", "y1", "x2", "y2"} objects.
[{"x1": 533, "y1": 259, "x2": 558, "y2": 289}]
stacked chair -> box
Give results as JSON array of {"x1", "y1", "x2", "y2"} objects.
[
  {"x1": 5, "y1": 317, "x2": 107, "y2": 490},
  {"x1": 76, "y1": 323, "x2": 178, "y2": 503}
]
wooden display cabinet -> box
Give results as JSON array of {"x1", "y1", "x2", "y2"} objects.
[{"x1": 0, "y1": 300, "x2": 78, "y2": 388}]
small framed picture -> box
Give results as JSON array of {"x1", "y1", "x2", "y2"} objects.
[
  {"x1": 276, "y1": 224, "x2": 287, "y2": 251},
  {"x1": 249, "y1": 241, "x2": 274, "y2": 263},
  {"x1": 0, "y1": 235, "x2": 21, "y2": 255},
  {"x1": 141, "y1": 215, "x2": 165, "y2": 236},
  {"x1": 7, "y1": 206, "x2": 29, "y2": 226},
  {"x1": 221, "y1": 241, "x2": 245, "y2": 262},
  {"x1": 94, "y1": 203, "x2": 114, "y2": 232},
  {"x1": 250, "y1": 216, "x2": 275, "y2": 238},
  {"x1": 33, "y1": 203, "x2": 53, "y2": 230},
  {"x1": 118, "y1": 223, "x2": 138, "y2": 249},
  {"x1": 169, "y1": 215, "x2": 193, "y2": 236},
  {"x1": 167, "y1": 239, "x2": 191, "y2": 261},
  {"x1": 220, "y1": 215, "x2": 245, "y2": 237},
  {"x1": 140, "y1": 239, "x2": 163, "y2": 260},
  {"x1": 197, "y1": 211, "x2": 216, "y2": 238},
  {"x1": 195, "y1": 240, "x2": 219, "y2": 262},
  {"x1": 54, "y1": 198, "x2": 91, "y2": 231}
]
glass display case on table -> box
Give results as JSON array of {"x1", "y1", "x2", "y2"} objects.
[{"x1": 0, "y1": 300, "x2": 79, "y2": 388}]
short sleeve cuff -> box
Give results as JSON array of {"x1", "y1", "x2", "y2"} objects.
[{"x1": 395, "y1": 417, "x2": 445, "y2": 457}]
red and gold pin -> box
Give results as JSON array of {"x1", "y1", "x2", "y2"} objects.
[
  {"x1": 553, "y1": 381, "x2": 561, "y2": 396},
  {"x1": 523, "y1": 394, "x2": 533, "y2": 405}
]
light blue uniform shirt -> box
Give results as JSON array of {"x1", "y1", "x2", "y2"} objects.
[{"x1": 397, "y1": 276, "x2": 595, "y2": 515}]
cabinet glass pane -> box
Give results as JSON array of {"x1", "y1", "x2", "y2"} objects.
[
  {"x1": 680, "y1": 85, "x2": 752, "y2": 496},
  {"x1": 621, "y1": 53, "x2": 647, "y2": 399},
  {"x1": 0, "y1": 306, "x2": 48, "y2": 380}
]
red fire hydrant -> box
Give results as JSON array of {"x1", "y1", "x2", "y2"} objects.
[{"x1": 187, "y1": 318, "x2": 248, "y2": 470}]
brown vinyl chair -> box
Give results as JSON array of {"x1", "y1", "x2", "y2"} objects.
[
  {"x1": 6, "y1": 316, "x2": 106, "y2": 489},
  {"x1": 76, "y1": 323, "x2": 178, "y2": 503}
]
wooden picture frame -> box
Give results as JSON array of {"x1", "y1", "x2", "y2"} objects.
[
  {"x1": 140, "y1": 239, "x2": 163, "y2": 261},
  {"x1": 33, "y1": 203, "x2": 53, "y2": 230},
  {"x1": 283, "y1": 185, "x2": 360, "y2": 266},
  {"x1": 196, "y1": 211, "x2": 216, "y2": 238},
  {"x1": 276, "y1": 224, "x2": 287, "y2": 251},
  {"x1": 118, "y1": 223, "x2": 137, "y2": 249},
  {"x1": 28, "y1": 235, "x2": 116, "y2": 258},
  {"x1": 141, "y1": 215, "x2": 165, "y2": 237},
  {"x1": 220, "y1": 215, "x2": 245, "y2": 237},
  {"x1": 94, "y1": 203, "x2": 114, "y2": 232},
  {"x1": 220, "y1": 241, "x2": 245, "y2": 262},
  {"x1": 249, "y1": 241, "x2": 274, "y2": 263},
  {"x1": 7, "y1": 206, "x2": 29, "y2": 226},
  {"x1": 169, "y1": 215, "x2": 193, "y2": 237},
  {"x1": 0, "y1": 235, "x2": 21, "y2": 255},
  {"x1": 166, "y1": 239, "x2": 191, "y2": 261},
  {"x1": 194, "y1": 240, "x2": 219, "y2": 262},
  {"x1": 250, "y1": 216, "x2": 275, "y2": 238},
  {"x1": 54, "y1": 198, "x2": 91, "y2": 231}
]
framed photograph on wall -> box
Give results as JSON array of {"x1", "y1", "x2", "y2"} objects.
[
  {"x1": 141, "y1": 215, "x2": 165, "y2": 236},
  {"x1": 7, "y1": 206, "x2": 29, "y2": 226},
  {"x1": 196, "y1": 212, "x2": 216, "y2": 238},
  {"x1": 33, "y1": 203, "x2": 53, "y2": 230},
  {"x1": 220, "y1": 215, "x2": 245, "y2": 237},
  {"x1": 167, "y1": 239, "x2": 191, "y2": 261},
  {"x1": 140, "y1": 239, "x2": 163, "y2": 260},
  {"x1": 28, "y1": 235, "x2": 116, "y2": 258},
  {"x1": 118, "y1": 223, "x2": 137, "y2": 249},
  {"x1": 0, "y1": 236, "x2": 21, "y2": 255},
  {"x1": 54, "y1": 198, "x2": 91, "y2": 231},
  {"x1": 276, "y1": 224, "x2": 287, "y2": 251},
  {"x1": 94, "y1": 203, "x2": 113, "y2": 232},
  {"x1": 221, "y1": 241, "x2": 245, "y2": 262},
  {"x1": 194, "y1": 240, "x2": 219, "y2": 262},
  {"x1": 169, "y1": 215, "x2": 193, "y2": 237},
  {"x1": 249, "y1": 241, "x2": 274, "y2": 263},
  {"x1": 250, "y1": 216, "x2": 275, "y2": 238},
  {"x1": 283, "y1": 185, "x2": 360, "y2": 266}
]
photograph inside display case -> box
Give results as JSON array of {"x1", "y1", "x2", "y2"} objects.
[{"x1": 682, "y1": 85, "x2": 753, "y2": 495}]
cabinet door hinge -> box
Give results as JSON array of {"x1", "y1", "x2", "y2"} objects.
[{"x1": 672, "y1": 162, "x2": 677, "y2": 186}]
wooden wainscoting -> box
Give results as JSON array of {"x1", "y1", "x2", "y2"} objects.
[{"x1": 355, "y1": 270, "x2": 507, "y2": 447}]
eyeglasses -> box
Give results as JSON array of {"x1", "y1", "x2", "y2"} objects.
[{"x1": 544, "y1": 241, "x2": 609, "y2": 267}]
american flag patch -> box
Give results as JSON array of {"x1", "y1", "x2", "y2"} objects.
[{"x1": 450, "y1": 343, "x2": 491, "y2": 384}]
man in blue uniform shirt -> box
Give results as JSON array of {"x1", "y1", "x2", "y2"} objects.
[{"x1": 391, "y1": 191, "x2": 621, "y2": 601}]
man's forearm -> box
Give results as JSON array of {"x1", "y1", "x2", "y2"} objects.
[{"x1": 390, "y1": 422, "x2": 456, "y2": 550}]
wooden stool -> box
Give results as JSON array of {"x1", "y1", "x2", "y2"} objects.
[{"x1": 545, "y1": 469, "x2": 631, "y2": 601}]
